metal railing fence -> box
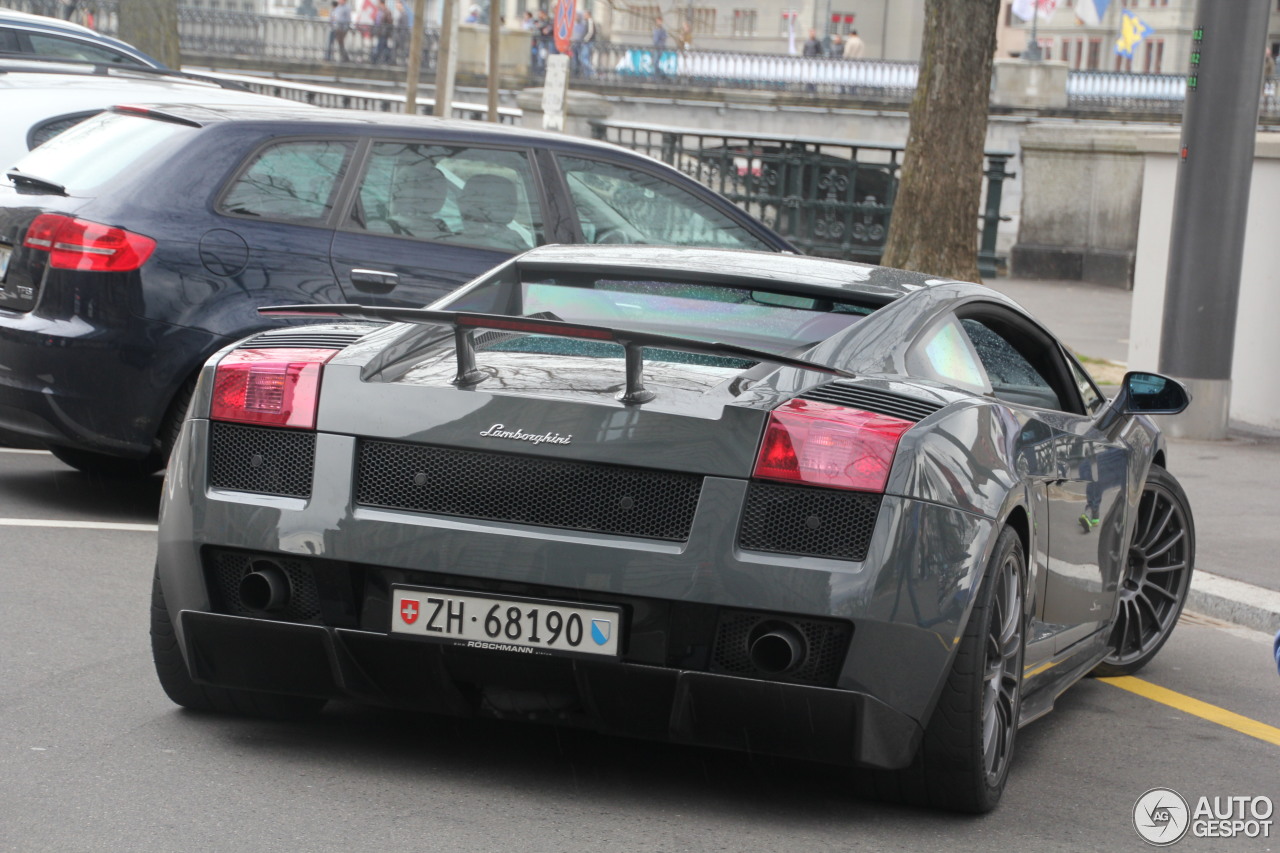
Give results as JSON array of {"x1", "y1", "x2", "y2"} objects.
[{"x1": 593, "y1": 120, "x2": 1013, "y2": 276}]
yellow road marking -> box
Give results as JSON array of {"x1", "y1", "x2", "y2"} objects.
[{"x1": 1098, "y1": 676, "x2": 1280, "y2": 748}]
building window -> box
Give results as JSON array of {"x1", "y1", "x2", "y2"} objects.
[
  {"x1": 1087, "y1": 37, "x2": 1101, "y2": 69},
  {"x1": 681, "y1": 7, "x2": 715, "y2": 35},
  {"x1": 828, "y1": 12, "x2": 856, "y2": 35},
  {"x1": 732, "y1": 9, "x2": 757, "y2": 36},
  {"x1": 779, "y1": 10, "x2": 799, "y2": 37},
  {"x1": 626, "y1": 5, "x2": 662, "y2": 32}
]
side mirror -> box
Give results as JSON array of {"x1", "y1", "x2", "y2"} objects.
[{"x1": 1097, "y1": 372, "x2": 1191, "y2": 432}]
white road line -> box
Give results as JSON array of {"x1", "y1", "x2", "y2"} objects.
[
  {"x1": 0, "y1": 448, "x2": 51, "y2": 455},
  {"x1": 0, "y1": 518, "x2": 157, "y2": 532}
]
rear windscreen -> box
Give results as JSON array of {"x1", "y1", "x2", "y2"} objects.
[
  {"x1": 12, "y1": 111, "x2": 194, "y2": 194},
  {"x1": 444, "y1": 273, "x2": 877, "y2": 352}
]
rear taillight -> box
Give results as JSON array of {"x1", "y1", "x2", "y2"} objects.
[
  {"x1": 753, "y1": 399, "x2": 913, "y2": 493},
  {"x1": 209, "y1": 348, "x2": 339, "y2": 430},
  {"x1": 23, "y1": 213, "x2": 156, "y2": 272}
]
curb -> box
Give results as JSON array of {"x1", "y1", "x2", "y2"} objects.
[{"x1": 1186, "y1": 571, "x2": 1280, "y2": 635}]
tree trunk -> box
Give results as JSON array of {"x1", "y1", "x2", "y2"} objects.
[
  {"x1": 880, "y1": 0, "x2": 1000, "y2": 283},
  {"x1": 118, "y1": 0, "x2": 180, "y2": 70}
]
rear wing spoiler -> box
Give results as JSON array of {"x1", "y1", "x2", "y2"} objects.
[{"x1": 260, "y1": 304, "x2": 852, "y2": 405}]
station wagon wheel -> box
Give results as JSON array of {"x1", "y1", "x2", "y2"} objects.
[{"x1": 1093, "y1": 466, "x2": 1194, "y2": 677}]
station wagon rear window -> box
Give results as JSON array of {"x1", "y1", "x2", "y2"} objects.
[{"x1": 12, "y1": 111, "x2": 194, "y2": 194}]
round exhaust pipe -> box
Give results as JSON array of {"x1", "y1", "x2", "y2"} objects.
[
  {"x1": 239, "y1": 560, "x2": 292, "y2": 612},
  {"x1": 748, "y1": 623, "x2": 806, "y2": 674}
]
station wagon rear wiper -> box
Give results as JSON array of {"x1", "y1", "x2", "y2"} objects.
[
  {"x1": 5, "y1": 169, "x2": 66, "y2": 195},
  {"x1": 261, "y1": 304, "x2": 854, "y2": 405}
]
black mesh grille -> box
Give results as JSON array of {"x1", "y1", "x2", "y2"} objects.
[
  {"x1": 800, "y1": 382, "x2": 943, "y2": 422},
  {"x1": 208, "y1": 422, "x2": 315, "y2": 497},
  {"x1": 738, "y1": 482, "x2": 880, "y2": 561},
  {"x1": 710, "y1": 610, "x2": 851, "y2": 686},
  {"x1": 206, "y1": 550, "x2": 322, "y2": 623},
  {"x1": 356, "y1": 440, "x2": 703, "y2": 541}
]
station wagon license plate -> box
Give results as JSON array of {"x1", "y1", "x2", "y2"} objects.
[
  {"x1": 0, "y1": 245, "x2": 10, "y2": 281},
  {"x1": 391, "y1": 586, "x2": 621, "y2": 658}
]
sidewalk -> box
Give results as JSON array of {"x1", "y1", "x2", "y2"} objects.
[{"x1": 992, "y1": 276, "x2": 1280, "y2": 634}]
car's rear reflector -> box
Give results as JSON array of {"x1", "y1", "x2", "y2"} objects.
[
  {"x1": 210, "y1": 348, "x2": 339, "y2": 430},
  {"x1": 23, "y1": 213, "x2": 155, "y2": 272},
  {"x1": 753, "y1": 398, "x2": 914, "y2": 493}
]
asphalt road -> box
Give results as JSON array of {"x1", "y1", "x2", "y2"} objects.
[{"x1": 1, "y1": 448, "x2": 1277, "y2": 853}]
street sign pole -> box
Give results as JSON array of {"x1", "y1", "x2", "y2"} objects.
[{"x1": 1159, "y1": 0, "x2": 1270, "y2": 439}]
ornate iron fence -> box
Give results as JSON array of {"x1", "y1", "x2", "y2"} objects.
[{"x1": 593, "y1": 120, "x2": 1013, "y2": 276}]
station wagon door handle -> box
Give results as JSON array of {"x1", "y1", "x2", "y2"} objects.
[{"x1": 350, "y1": 269, "x2": 399, "y2": 294}]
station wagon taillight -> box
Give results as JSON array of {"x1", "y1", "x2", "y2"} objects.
[
  {"x1": 23, "y1": 213, "x2": 156, "y2": 272},
  {"x1": 753, "y1": 399, "x2": 913, "y2": 493},
  {"x1": 210, "y1": 348, "x2": 339, "y2": 430}
]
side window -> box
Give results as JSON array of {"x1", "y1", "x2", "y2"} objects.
[
  {"x1": 1066, "y1": 355, "x2": 1105, "y2": 414},
  {"x1": 28, "y1": 112, "x2": 97, "y2": 151},
  {"x1": 349, "y1": 142, "x2": 542, "y2": 253},
  {"x1": 26, "y1": 33, "x2": 145, "y2": 66},
  {"x1": 910, "y1": 316, "x2": 989, "y2": 392},
  {"x1": 219, "y1": 140, "x2": 353, "y2": 224},
  {"x1": 960, "y1": 317, "x2": 1065, "y2": 411},
  {"x1": 0, "y1": 28, "x2": 19, "y2": 52},
  {"x1": 557, "y1": 155, "x2": 773, "y2": 250}
]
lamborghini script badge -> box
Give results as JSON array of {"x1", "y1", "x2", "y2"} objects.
[{"x1": 479, "y1": 424, "x2": 573, "y2": 446}]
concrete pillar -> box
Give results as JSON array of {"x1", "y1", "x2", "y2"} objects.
[
  {"x1": 990, "y1": 59, "x2": 1068, "y2": 110},
  {"x1": 516, "y1": 87, "x2": 612, "y2": 137}
]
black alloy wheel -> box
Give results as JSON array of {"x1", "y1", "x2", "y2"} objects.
[
  {"x1": 1094, "y1": 466, "x2": 1194, "y2": 677},
  {"x1": 860, "y1": 525, "x2": 1026, "y2": 813}
]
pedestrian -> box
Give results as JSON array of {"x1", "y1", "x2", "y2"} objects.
[
  {"x1": 325, "y1": 0, "x2": 352, "y2": 62},
  {"x1": 572, "y1": 10, "x2": 596, "y2": 77},
  {"x1": 394, "y1": 0, "x2": 412, "y2": 63},
  {"x1": 652, "y1": 15, "x2": 668, "y2": 48},
  {"x1": 678, "y1": 19, "x2": 693, "y2": 51},
  {"x1": 843, "y1": 28, "x2": 865, "y2": 59},
  {"x1": 1265, "y1": 49, "x2": 1276, "y2": 100},
  {"x1": 370, "y1": 0, "x2": 393, "y2": 63},
  {"x1": 802, "y1": 28, "x2": 823, "y2": 57}
]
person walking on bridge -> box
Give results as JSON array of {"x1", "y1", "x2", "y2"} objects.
[{"x1": 326, "y1": 0, "x2": 352, "y2": 62}]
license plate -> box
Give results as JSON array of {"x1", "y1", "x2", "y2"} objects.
[
  {"x1": 391, "y1": 586, "x2": 622, "y2": 658},
  {"x1": 0, "y1": 245, "x2": 10, "y2": 281}
]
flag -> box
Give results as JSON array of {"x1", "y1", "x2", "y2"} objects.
[
  {"x1": 1011, "y1": 0, "x2": 1060, "y2": 23},
  {"x1": 1075, "y1": 0, "x2": 1111, "y2": 27},
  {"x1": 1115, "y1": 8, "x2": 1152, "y2": 59}
]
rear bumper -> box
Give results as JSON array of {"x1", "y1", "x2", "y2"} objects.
[
  {"x1": 180, "y1": 609, "x2": 922, "y2": 769},
  {"x1": 0, "y1": 309, "x2": 221, "y2": 455}
]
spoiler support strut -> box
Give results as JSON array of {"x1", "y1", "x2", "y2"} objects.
[{"x1": 259, "y1": 303, "x2": 853, "y2": 405}]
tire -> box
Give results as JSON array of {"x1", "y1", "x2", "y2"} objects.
[
  {"x1": 150, "y1": 567, "x2": 327, "y2": 720},
  {"x1": 860, "y1": 526, "x2": 1027, "y2": 813},
  {"x1": 1092, "y1": 466, "x2": 1194, "y2": 677}
]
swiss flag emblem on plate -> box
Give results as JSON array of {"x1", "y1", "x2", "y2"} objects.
[{"x1": 400, "y1": 598, "x2": 420, "y2": 625}]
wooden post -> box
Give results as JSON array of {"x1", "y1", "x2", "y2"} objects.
[
  {"x1": 433, "y1": 0, "x2": 458, "y2": 118},
  {"x1": 404, "y1": 0, "x2": 428, "y2": 114},
  {"x1": 488, "y1": 0, "x2": 502, "y2": 121}
]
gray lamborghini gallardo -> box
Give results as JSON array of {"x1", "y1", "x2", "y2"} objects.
[{"x1": 152, "y1": 246, "x2": 1194, "y2": 812}]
